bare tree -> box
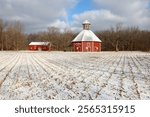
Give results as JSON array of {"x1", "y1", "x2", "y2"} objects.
[
  {"x1": 13, "y1": 21, "x2": 24, "y2": 50},
  {"x1": 0, "y1": 19, "x2": 7, "y2": 51}
]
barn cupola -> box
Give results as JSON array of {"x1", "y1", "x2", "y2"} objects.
[
  {"x1": 82, "y1": 20, "x2": 91, "y2": 30},
  {"x1": 72, "y1": 20, "x2": 102, "y2": 52}
]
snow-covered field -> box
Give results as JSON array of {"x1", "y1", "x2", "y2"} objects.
[{"x1": 0, "y1": 51, "x2": 149, "y2": 100}]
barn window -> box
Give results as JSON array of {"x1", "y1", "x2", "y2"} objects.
[{"x1": 95, "y1": 47, "x2": 98, "y2": 51}]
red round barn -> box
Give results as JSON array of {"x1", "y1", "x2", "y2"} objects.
[{"x1": 72, "y1": 20, "x2": 102, "y2": 52}]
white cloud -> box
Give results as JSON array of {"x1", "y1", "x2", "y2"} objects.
[
  {"x1": 93, "y1": 0, "x2": 150, "y2": 29},
  {"x1": 0, "y1": 0, "x2": 77, "y2": 33},
  {"x1": 72, "y1": 0, "x2": 150, "y2": 32},
  {"x1": 0, "y1": 0, "x2": 149, "y2": 33},
  {"x1": 48, "y1": 19, "x2": 69, "y2": 32},
  {"x1": 49, "y1": 20, "x2": 68, "y2": 28},
  {"x1": 71, "y1": 10, "x2": 125, "y2": 32},
  {"x1": 93, "y1": 0, "x2": 148, "y2": 15}
]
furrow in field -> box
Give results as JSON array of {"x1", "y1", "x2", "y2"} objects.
[
  {"x1": 0, "y1": 53, "x2": 22, "y2": 99},
  {"x1": 0, "y1": 53, "x2": 19, "y2": 72},
  {"x1": 129, "y1": 56, "x2": 150, "y2": 99},
  {"x1": 0, "y1": 51, "x2": 149, "y2": 100},
  {"x1": 94, "y1": 53, "x2": 124, "y2": 99},
  {"x1": 0, "y1": 53, "x2": 14, "y2": 64},
  {"x1": 30, "y1": 53, "x2": 78, "y2": 99},
  {"x1": 127, "y1": 57, "x2": 141, "y2": 99}
]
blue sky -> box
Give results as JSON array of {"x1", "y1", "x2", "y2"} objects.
[
  {"x1": 0, "y1": 0, "x2": 150, "y2": 33},
  {"x1": 68, "y1": 0, "x2": 93, "y2": 22}
]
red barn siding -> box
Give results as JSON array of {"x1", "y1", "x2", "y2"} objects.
[
  {"x1": 72, "y1": 42, "x2": 82, "y2": 52},
  {"x1": 29, "y1": 45, "x2": 50, "y2": 51},
  {"x1": 72, "y1": 42, "x2": 101, "y2": 52},
  {"x1": 94, "y1": 42, "x2": 101, "y2": 51}
]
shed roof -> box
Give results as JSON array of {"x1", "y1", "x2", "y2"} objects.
[
  {"x1": 29, "y1": 42, "x2": 50, "y2": 46},
  {"x1": 72, "y1": 30, "x2": 102, "y2": 42}
]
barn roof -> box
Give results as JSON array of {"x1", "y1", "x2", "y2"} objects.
[
  {"x1": 29, "y1": 42, "x2": 50, "y2": 46},
  {"x1": 72, "y1": 30, "x2": 102, "y2": 42}
]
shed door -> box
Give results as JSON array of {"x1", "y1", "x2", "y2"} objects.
[{"x1": 38, "y1": 47, "x2": 42, "y2": 51}]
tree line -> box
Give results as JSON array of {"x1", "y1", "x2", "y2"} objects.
[
  {"x1": 0, "y1": 19, "x2": 27, "y2": 50},
  {"x1": 0, "y1": 18, "x2": 150, "y2": 51},
  {"x1": 98, "y1": 24, "x2": 150, "y2": 51}
]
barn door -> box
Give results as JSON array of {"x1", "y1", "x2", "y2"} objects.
[
  {"x1": 86, "y1": 47, "x2": 91, "y2": 52},
  {"x1": 38, "y1": 47, "x2": 42, "y2": 51},
  {"x1": 74, "y1": 43, "x2": 82, "y2": 51},
  {"x1": 86, "y1": 42, "x2": 91, "y2": 52},
  {"x1": 76, "y1": 46, "x2": 81, "y2": 51}
]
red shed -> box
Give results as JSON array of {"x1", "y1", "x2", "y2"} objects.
[
  {"x1": 29, "y1": 42, "x2": 51, "y2": 51},
  {"x1": 72, "y1": 20, "x2": 102, "y2": 52}
]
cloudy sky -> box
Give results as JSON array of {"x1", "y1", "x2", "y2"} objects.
[{"x1": 0, "y1": 0, "x2": 150, "y2": 33}]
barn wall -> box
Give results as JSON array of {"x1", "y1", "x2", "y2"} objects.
[
  {"x1": 94, "y1": 42, "x2": 101, "y2": 51},
  {"x1": 82, "y1": 42, "x2": 92, "y2": 52},
  {"x1": 29, "y1": 45, "x2": 50, "y2": 51},
  {"x1": 72, "y1": 42, "x2": 82, "y2": 52},
  {"x1": 72, "y1": 42, "x2": 101, "y2": 52}
]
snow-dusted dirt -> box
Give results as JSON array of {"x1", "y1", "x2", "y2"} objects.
[{"x1": 0, "y1": 51, "x2": 150, "y2": 100}]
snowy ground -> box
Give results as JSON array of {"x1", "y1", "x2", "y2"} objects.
[{"x1": 0, "y1": 51, "x2": 149, "y2": 100}]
